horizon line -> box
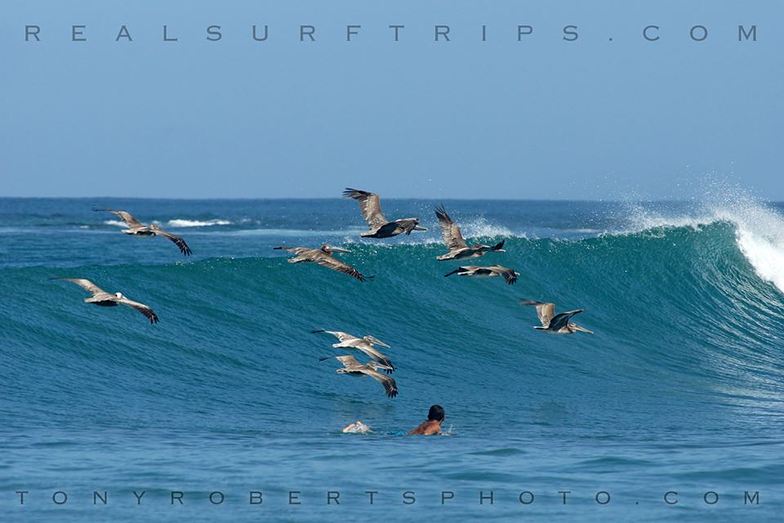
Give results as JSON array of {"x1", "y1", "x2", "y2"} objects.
[{"x1": 1, "y1": 195, "x2": 776, "y2": 204}]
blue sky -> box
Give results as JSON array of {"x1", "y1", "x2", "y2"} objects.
[{"x1": 1, "y1": 0, "x2": 782, "y2": 199}]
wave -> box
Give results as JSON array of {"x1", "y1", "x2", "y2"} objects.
[
  {"x1": 3, "y1": 210, "x2": 784, "y2": 431},
  {"x1": 166, "y1": 218, "x2": 232, "y2": 228},
  {"x1": 620, "y1": 196, "x2": 784, "y2": 294},
  {"x1": 103, "y1": 218, "x2": 233, "y2": 228}
]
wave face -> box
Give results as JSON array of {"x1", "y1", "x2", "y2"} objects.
[{"x1": 1, "y1": 197, "x2": 784, "y2": 521}]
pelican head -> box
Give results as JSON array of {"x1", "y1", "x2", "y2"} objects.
[
  {"x1": 413, "y1": 219, "x2": 427, "y2": 232},
  {"x1": 364, "y1": 335, "x2": 390, "y2": 348},
  {"x1": 368, "y1": 361, "x2": 393, "y2": 372},
  {"x1": 115, "y1": 292, "x2": 124, "y2": 299},
  {"x1": 321, "y1": 244, "x2": 350, "y2": 255}
]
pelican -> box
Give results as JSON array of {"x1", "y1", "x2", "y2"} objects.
[
  {"x1": 313, "y1": 329, "x2": 395, "y2": 372},
  {"x1": 435, "y1": 205, "x2": 505, "y2": 261},
  {"x1": 343, "y1": 188, "x2": 427, "y2": 238},
  {"x1": 444, "y1": 265, "x2": 519, "y2": 285},
  {"x1": 273, "y1": 245, "x2": 370, "y2": 282},
  {"x1": 521, "y1": 300, "x2": 593, "y2": 334},
  {"x1": 326, "y1": 355, "x2": 398, "y2": 398},
  {"x1": 53, "y1": 278, "x2": 159, "y2": 324},
  {"x1": 94, "y1": 209, "x2": 192, "y2": 256}
]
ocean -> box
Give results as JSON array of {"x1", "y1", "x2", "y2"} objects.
[{"x1": 1, "y1": 197, "x2": 783, "y2": 522}]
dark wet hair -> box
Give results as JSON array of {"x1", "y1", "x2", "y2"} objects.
[{"x1": 427, "y1": 404, "x2": 445, "y2": 421}]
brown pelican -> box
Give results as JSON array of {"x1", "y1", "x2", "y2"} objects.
[
  {"x1": 343, "y1": 188, "x2": 427, "y2": 238},
  {"x1": 94, "y1": 209, "x2": 192, "y2": 256},
  {"x1": 274, "y1": 244, "x2": 370, "y2": 282},
  {"x1": 521, "y1": 300, "x2": 593, "y2": 334},
  {"x1": 53, "y1": 278, "x2": 159, "y2": 324},
  {"x1": 435, "y1": 205, "x2": 505, "y2": 261},
  {"x1": 313, "y1": 329, "x2": 395, "y2": 372},
  {"x1": 327, "y1": 355, "x2": 398, "y2": 398},
  {"x1": 444, "y1": 265, "x2": 519, "y2": 285}
]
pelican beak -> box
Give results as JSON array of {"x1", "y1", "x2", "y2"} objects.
[
  {"x1": 330, "y1": 247, "x2": 351, "y2": 253},
  {"x1": 414, "y1": 225, "x2": 428, "y2": 231},
  {"x1": 574, "y1": 325, "x2": 594, "y2": 334}
]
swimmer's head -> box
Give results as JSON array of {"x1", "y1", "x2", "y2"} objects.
[{"x1": 427, "y1": 404, "x2": 445, "y2": 422}]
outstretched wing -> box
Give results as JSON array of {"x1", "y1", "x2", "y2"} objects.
[
  {"x1": 316, "y1": 253, "x2": 369, "y2": 282},
  {"x1": 362, "y1": 368, "x2": 398, "y2": 398},
  {"x1": 521, "y1": 300, "x2": 556, "y2": 327},
  {"x1": 549, "y1": 309, "x2": 584, "y2": 331},
  {"x1": 336, "y1": 354, "x2": 362, "y2": 368},
  {"x1": 156, "y1": 229, "x2": 192, "y2": 256},
  {"x1": 57, "y1": 278, "x2": 106, "y2": 297},
  {"x1": 95, "y1": 209, "x2": 143, "y2": 228},
  {"x1": 435, "y1": 205, "x2": 467, "y2": 250},
  {"x1": 273, "y1": 246, "x2": 310, "y2": 256},
  {"x1": 312, "y1": 330, "x2": 357, "y2": 343},
  {"x1": 117, "y1": 297, "x2": 159, "y2": 324},
  {"x1": 343, "y1": 188, "x2": 388, "y2": 229}
]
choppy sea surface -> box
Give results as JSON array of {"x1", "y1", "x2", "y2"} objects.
[{"x1": 1, "y1": 197, "x2": 783, "y2": 521}]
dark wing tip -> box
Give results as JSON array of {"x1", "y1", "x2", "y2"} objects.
[
  {"x1": 434, "y1": 204, "x2": 450, "y2": 221},
  {"x1": 504, "y1": 271, "x2": 518, "y2": 285},
  {"x1": 342, "y1": 188, "x2": 371, "y2": 199}
]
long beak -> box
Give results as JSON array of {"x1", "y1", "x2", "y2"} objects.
[
  {"x1": 414, "y1": 225, "x2": 428, "y2": 231},
  {"x1": 330, "y1": 247, "x2": 351, "y2": 253},
  {"x1": 574, "y1": 325, "x2": 594, "y2": 334}
]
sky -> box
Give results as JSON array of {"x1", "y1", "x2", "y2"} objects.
[{"x1": 1, "y1": 0, "x2": 782, "y2": 200}]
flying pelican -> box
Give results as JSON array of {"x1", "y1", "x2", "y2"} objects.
[
  {"x1": 521, "y1": 300, "x2": 593, "y2": 334},
  {"x1": 273, "y1": 244, "x2": 370, "y2": 282},
  {"x1": 313, "y1": 329, "x2": 395, "y2": 372},
  {"x1": 53, "y1": 278, "x2": 159, "y2": 324},
  {"x1": 326, "y1": 355, "x2": 398, "y2": 398},
  {"x1": 94, "y1": 209, "x2": 192, "y2": 256},
  {"x1": 444, "y1": 265, "x2": 519, "y2": 285},
  {"x1": 435, "y1": 205, "x2": 505, "y2": 261},
  {"x1": 343, "y1": 188, "x2": 427, "y2": 238}
]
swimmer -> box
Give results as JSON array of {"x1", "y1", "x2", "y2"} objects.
[{"x1": 408, "y1": 405, "x2": 445, "y2": 435}]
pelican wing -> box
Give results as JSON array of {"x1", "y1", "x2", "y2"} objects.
[
  {"x1": 361, "y1": 367, "x2": 398, "y2": 398},
  {"x1": 156, "y1": 229, "x2": 192, "y2": 256},
  {"x1": 336, "y1": 354, "x2": 362, "y2": 369},
  {"x1": 315, "y1": 253, "x2": 369, "y2": 282},
  {"x1": 313, "y1": 330, "x2": 358, "y2": 343},
  {"x1": 435, "y1": 205, "x2": 467, "y2": 250},
  {"x1": 117, "y1": 296, "x2": 160, "y2": 324},
  {"x1": 521, "y1": 300, "x2": 555, "y2": 327},
  {"x1": 95, "y1": 209, "x2": 143, "y2": 228},
  {"x1": 343, "y1": 188, "x2": 388, "y2": 229},
  {"x1": 58, "y1": 278, "x2": 106, "y2": 297},
  {"x1": 549, "y1": 309, "x2": 584, "y2": 331},
  {"x1": 357, "y1": 345, "x2": 395, "y2": 373}
]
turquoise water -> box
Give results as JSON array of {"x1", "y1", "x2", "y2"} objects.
[{"x1": 1, "y1": 197, "x2": 783, "y2": 521}]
